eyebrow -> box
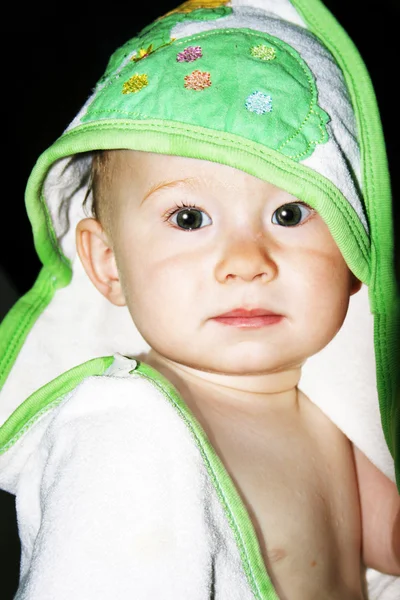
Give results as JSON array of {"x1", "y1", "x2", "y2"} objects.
[{"x1": 141, "y1": 177, "x2": 199, "y2": 206}]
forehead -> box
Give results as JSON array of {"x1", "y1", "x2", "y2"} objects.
[{"x1": 107, "y1": 149, "x2": 294, "y2": 200}]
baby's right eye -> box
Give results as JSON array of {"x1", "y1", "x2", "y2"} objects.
[{"x1": 167, "y1": 206, "x2": 212, "y2": 231}]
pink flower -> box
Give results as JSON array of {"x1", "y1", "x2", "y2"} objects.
[{"x1": 177, "y1": 46, "x2": 203, "y2": 63}]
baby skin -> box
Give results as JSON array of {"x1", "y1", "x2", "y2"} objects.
[{"x1": 77, "y1": 150, "x2": 400, "y2": 599}]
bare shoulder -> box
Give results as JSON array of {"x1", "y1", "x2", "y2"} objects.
[
  {"x1": 297, "y1": 388, "x2": 350, "y2": 441},
  {"x1": 297, "y1": 391, "x2": 400, "y2": 575},
  {"x1": 352, "y1": 445, "x2": 400, "y2": 575}
]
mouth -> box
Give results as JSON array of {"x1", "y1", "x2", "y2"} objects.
[{"x1": 211, "y1": 308, "x2": 283, "y2": 328}]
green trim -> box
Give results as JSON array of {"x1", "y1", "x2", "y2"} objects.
[
  {"x1": 0, "y1": 268, "x2": 59, "y2": 391},
  {"x1": 291, "y1": 0, "x2": 399, "y2": 489},
  {"x1": 375, "y1": 307, "x2": 400, "y2": 488},
  {"x1": 24, "y1": 154, "x2": 72, "y2": 285},
  {"x1": 133, "y1": 361, "x2": 279, "y2": 600},
  {"x1": 0, "y1": 356, "x2": 114, "y2": 454},
  {"x1": 27, "y1": 120, "x2": 370, "y2": 284}
]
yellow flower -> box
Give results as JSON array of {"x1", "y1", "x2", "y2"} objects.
[
  {"x1": 122, "y1": 74, "x2": 149, "y2": 94},
  {"x1": 250, "y1": 45, "x2": 276, "y2": 61}
]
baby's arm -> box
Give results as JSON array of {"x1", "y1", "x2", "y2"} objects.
[{"x1": 353, "y1": 444, "x2": 400, "y2": 575}]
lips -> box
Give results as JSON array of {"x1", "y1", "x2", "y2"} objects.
[
  {"x1": 216, "y1": 308, "x2": 279, "y2": 318},
  {"x1": 212, "y1": 308, "x2": 283, "y2": 328}
]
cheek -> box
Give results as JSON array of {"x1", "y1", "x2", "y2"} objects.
[
  {"x1": 117, "y1": 242, "x2": 208, "y2": 321},
  {"x1": 118, "y1": 250, "x2": 210, "y2": 358},
  {"x1": 290, "y1": 247, "x2": 352, "y2": 331}
]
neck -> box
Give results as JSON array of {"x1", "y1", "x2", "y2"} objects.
[{"x1": 145, "y1": 350, "x2": 302, "y2": 416}]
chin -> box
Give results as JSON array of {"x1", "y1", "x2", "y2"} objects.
[{"x1": 182, "y1": 353, "x2": 296, "y2": 376}]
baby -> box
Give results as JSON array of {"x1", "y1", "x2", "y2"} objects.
[
  {"x1": 76, "y1": 148, "x2": 399, "y2": 598},
  {"x1": 0, "y1": 1, "x2": 399, "y2": 599}
]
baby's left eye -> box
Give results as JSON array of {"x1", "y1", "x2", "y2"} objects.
[
  {"x1": 271, "y1": 203, "x2": 313, "y2": 227},
  {"x1": 168, "y1": 207, "x2": 212, "y2": 231}
]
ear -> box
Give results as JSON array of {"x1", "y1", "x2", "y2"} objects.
[
  {"x1": 349, "y1": 273, "x2": 363, "y2": 297},
  {"x1": 76, "y1": 218, "x2": 126, "y2": 306}
]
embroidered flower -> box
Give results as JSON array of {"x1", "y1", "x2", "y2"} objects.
[
  {"x1": 245, "y1": 91, "x2": 273, "y2": 115},
  {"x1": 177, "y1": 46, "x2": 203, "y2": 62},
  {"x1": 122, "y1": 74, "x2": 149, "y2": 94},
  {"x1": 250, "y1": 45, "x2": 276, "y2": 61},
  {"x1": 184, "y1": 70, "x2": 211, "y2": 90}
]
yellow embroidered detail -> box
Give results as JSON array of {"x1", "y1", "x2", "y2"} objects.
[
  {"x1": 163, "y1": 0, "x2": 229, "y2": 17},
  {"x1": 122, "y1": 73, "x2": 149, "y2": 94},
  {"x1": 131, "y1": 45, "x2": 154, "y2": 62},
  {"x1": 250, "y1": 45, "x2": 276, "y2": 61},
  {"x1": 131, "y1": 38, "x2": 176, "y2": 63},
  {"x1": 184, "y1": 70, "x2": 211, "y2": 90}
]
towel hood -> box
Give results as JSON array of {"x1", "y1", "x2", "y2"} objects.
[{"x1": 0, "y1": 0, "x2": 398, "y2": 492}]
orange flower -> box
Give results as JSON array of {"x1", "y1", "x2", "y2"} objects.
[{"x1": 184, "y1": 70, "x2": 211, "y2": 91}]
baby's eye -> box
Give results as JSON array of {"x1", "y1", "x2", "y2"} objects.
[
  {"x1": 169, "y1": 207, "x2": 212, "y2": 231},
  {"x1": 271, "y1": 203, "x2": 313, "y2": 227}
]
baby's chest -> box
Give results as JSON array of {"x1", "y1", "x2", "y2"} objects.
[
  {"x1": 225, "y1": 422, "x2": 355, "y2": 530},
  {"x1": 207, "y1": 408, "x2": 362, "y2": 597}
]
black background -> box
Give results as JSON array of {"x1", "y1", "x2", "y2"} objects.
[{"x1": 1, "y1": 1, "x2": 399, "y2": 597}]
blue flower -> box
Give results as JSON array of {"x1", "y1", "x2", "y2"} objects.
[{"x1": 245, "y1": 91, "x2": 273, "y2": 115}]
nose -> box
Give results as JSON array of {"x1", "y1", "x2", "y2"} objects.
[{"x1": 214, "y1": 235, "x2": 277, "y2": 284}]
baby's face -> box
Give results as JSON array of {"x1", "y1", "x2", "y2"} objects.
[{"x1": 103, "y1": 150, "x2": 359, "y2": 375}]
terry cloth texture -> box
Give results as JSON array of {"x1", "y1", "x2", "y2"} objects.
[
  {"x1": 0, "y1": 1, "x2": 398, "y2": 598},
  {"x1": 6, "y1": 368, "x2": 259, "y2": 600},
  {"x1": 0, "y1": 357, "x2": 398, "y2": 600}
]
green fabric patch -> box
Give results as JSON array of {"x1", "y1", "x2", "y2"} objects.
[{"x1": 83, "y1": 28, "x2": 330, "y2": 161}]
